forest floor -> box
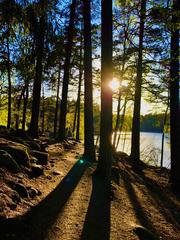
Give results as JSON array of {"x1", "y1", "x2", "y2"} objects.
[{"x1": 0, "y1": 140, "x2": 180, "y2": 240}]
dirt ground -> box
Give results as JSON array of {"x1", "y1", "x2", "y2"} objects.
[{"x1": 0, "y1": 141, "x2": 180, "y2": 240}]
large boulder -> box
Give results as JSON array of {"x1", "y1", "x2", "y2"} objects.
[
  {"x1": 0, "y1": 138, "x2": 30, "y2": 167},
  {"x1": 0, "y1": 150, "x2": 20, "y2": 172}
]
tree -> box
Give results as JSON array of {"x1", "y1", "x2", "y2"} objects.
[
  {"x1": 28, "y1": 0, "x2": 47, "y2": 138},
  {"x1": 54, "y1": 66, "x2": 61, "y2": 138},
  {"x1": 169, "y1": 0, "x2": 180, "y2": 192},
  {"x1": 58, "y1": 0, "x2": 77, "y2": 140},
  {"x1": 83, "y1": 0, "x2": 95, "y2": 161},
  {"x1": 96, "y1": 0, "x2": 113, "y2": 181},
  {"x1": 130, "y1": 0, "x2": 146, "y2": 170}
]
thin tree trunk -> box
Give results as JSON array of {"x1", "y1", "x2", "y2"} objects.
[
  {"x1": 58, "y1": 0, "x2": 76, "y2": 140},
  {"x1": 122, "y1": 127, "x2": 128, "y2": 152},
  {"x1": 15, "y1": 88, "x2": 25, "y2": 130},
  {"x1": 7, "y1": 35, "x2": 11, "y2": 129},
  {"x1": 160, "y1": 103, "x2": 169, "y2": 168},
  {"x1": 169, "y1": 0, "x2": 180, "y2": 192},
  {"x1": 113, "y1": 91, "x2": 121, "y2": 149},
  {"x1": 54, "y1": 68, "x2": 61, "y2": 138},
  {"x1": 41, "y1": 85, "x2": 45, "y2": 134},
  {"x1": 116, "y1": 96, "x2": 128, "y2": 150},
  {"x1": 72, "y1": 100, "x2": 78, "y2": 134},
  {"x1": 96, "y1": 0, "x2": 113, "y2": 182},
  {"x1": 130, "y1": 0, "x2": 146, "y2": 170},
  {"x1": 22, "y1": 83, "x2": 29, "y2": 131},
  {"x1": 83, "y1": 0, "x2": 95, "y2": 161}
]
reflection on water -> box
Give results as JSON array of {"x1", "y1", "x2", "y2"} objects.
[
  {"x1": 115, "y1": 132, "x2": 170, "y2": 168},
  {"x1": 95, "y1": 132, "x2": 170, "y2": 168}
]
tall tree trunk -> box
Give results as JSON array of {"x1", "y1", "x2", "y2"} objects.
[
  {"x1": 29, "y1": 0, "x2": 46, "y2": 138},
  {"x1": 113, "y1": 26, "x2": 127, "y2": 150},
  {"x1": 72, "y1": 33, "x2": 83, "y2": 140},
  {"x1": 41, "y1": 85, "x2": 45, "y2": 134},
  {"x1": 58, "y1": 0, "x2": 76, "y2": 140},
  {"x1": 76, "y1": 60, "x2": 83, "y2": 141},
  {"x1": 83, "y1": 0, "x2": 95, "y2": 161},
  {"x1": 7, "y1": 35, "x2": 11, "y2": 129},
  {"x1": 169, "y1": 0, "x2": 180, "y2": 192},
  {"x1": 96, "y1": 0, "x2": 113, "y2": 182},
  {"x1": 22, "y1": 83, "x2": 29, "y2": 131},
  {"x1": 130, "y1": 0, "x2": 146, "y2": 170},
  {"x1": 54, "y1": 68, "x2": 61, "y2": 138}
]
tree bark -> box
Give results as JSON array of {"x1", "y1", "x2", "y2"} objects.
[
  {"x1": 76, "y1": 30, "x2": 83, "y2": 141},
  {"x1": 29, "y1": 0, "x2": 46, "y2": 138},
  {"x1": 96, "y1": 0, "x2": 113, "y2": 182},
  {"x1": 7, "y1": 35, "x2": 11, "y2": 129},
  {"x1": 54, "y1": 67, "x2": 61, "y2": 138},
  {"x1": 22, "y1": 83, "x2": 29, "y2": 131},
  {"x1": 58, "y1": 0, "x2": 76, "y2": 140},
  {"x1": 15, "y1": 87, "x2": 25, "y2": 130},
  {"x1": 130, "y1": 0, "x2": 146, "y2": 170},
  {"x1": 169, "y1": 0, "x2": 180, "y2": 192},
  {"x1": 83, "y1": 0, "x2": 95, "y2": 161}
]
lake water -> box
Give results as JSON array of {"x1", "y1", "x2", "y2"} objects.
[
  {"x1": 95, "y1": 132, "x2": 170, "y2": 168},
  {"x1": 115, "y1": 132, "x2": 170, "y2": 168}
]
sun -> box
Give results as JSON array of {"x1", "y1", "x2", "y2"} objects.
[{"x1": 109, "y1": 78, "x2": 120, "y2": 91}]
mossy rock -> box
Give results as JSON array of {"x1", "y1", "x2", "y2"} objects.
[
  {"x1": 0, "y1": 150, "x2": 20, "y2": 172},
  {"x1": 0, "y1": 145, "x2": 30, "y2": 167},
  {"x1": 31, "y1": 150, "x2": 48, "y2": 165}
]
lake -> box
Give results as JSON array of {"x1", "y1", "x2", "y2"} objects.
[{"x1": 115, "y1": 132, "x2": 170, "y2": 168}]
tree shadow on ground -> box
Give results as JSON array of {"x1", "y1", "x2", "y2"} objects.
[
  {"x1": 120, "y1": 169, "x2": 160, "y2": 238},
  {"x1": 1, "y1": 158, "x2": 88, "y2": 240},
  {"x1": 139, "y1": 171, "x2": 180, "y2": 227},
  {"x1": 81, "y1": 174, "x2": 111, "y2": 240}
]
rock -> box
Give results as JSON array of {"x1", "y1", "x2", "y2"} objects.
[
  {"x1": 31, "y1": 150, "x2": 48, "y2": 165},
  {"x1": 7, "y1": 181, "x2": 29, "y2": 198},
  {"x1": 30, "y1": 164, "x2": 44, "y2": 177},
  {"x1": 29, "y1": 156, "x2": 38, "y2": 164},
  {"x1": 28, "y1": 187, "x2": 41, "y2": 198},
  {"x1": 114, "y1": 151, "x2": 129, "y2": 161},
  {"x1": 0, "y1": 125, "x2": 10, "y2": 135},
  {"x1": 46, "y1": 175, "x2": 52, "y2": 180},
  {"x1": 10, "y1": 129, "x2": 32, "y2": 140},
  {"x1": 133, "y1": 226, "x2": 160, "y2": 240},
  {"x1": 26, "y1": 141, "x2": 41, "y2": 151},
  {"x1": 52, "y1": 170, "x2": 62, "y2": 176},
  {"x1": 10, "y1": 190, "x2": 21, "y2": 204},
  {"x1": 0, "y1": 143, "x2": 30, "y2": 167},
  {"x1": 0, "y1": 150, "x2": 20, "y2": 172},
  {"x1": 0, "y1": 193, "x2": 17, "y2": 211}
]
